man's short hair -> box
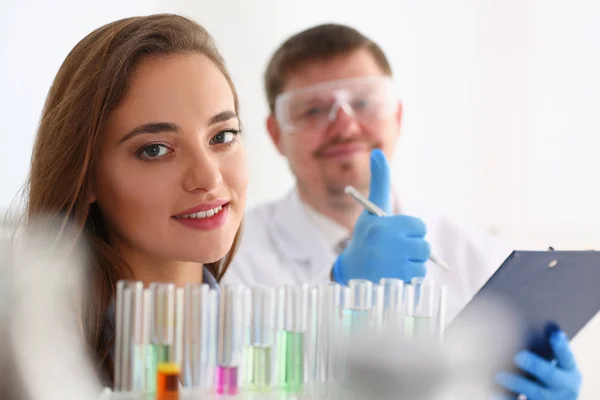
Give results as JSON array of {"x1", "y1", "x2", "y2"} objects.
[{"x1": 264, "y1": 23, "x2": 393, "y2": 114}]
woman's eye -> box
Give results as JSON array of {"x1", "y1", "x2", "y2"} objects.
[
  {"x1": 139, "y1": 143, "x2": 170, "y2": 159},
  {"x1": 210, "y1": 130, "x2": 239, "y2": 145}
]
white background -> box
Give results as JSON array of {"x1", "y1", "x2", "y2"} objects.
[{"x1": 1, "y1": 0, "x2": 599, "y2": 397}]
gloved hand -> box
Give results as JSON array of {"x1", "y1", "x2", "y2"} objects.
[
  {"x1": 494, "y1": 324, "x2": 582, "y2": 400},
  {"x1": 331, "y1": 148, "x2": 431, "y2": 284}
]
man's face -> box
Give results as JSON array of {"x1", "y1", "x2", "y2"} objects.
[{"x1": 269, "y1": 49, "x2": 402, "y2": 208}]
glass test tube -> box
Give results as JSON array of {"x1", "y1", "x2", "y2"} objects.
[
  {"x1": 182, "y1": 284, "x2": 217, "y2": 389},
  {"x1": 148, "y1": 283, "x2": 176, "y2": 396},
  {"x1": 305, "y1": 286, "x2": 319, "y2": 390},
  {"x1": 156, "y1": 362, "x2": 180, "y2": 400},
  {"x1": 371, "y1": 283, "x2": 385, "y2": 332},
  {"x1": 403, "y1": 283, "x2": 415, "y2": 341},
  {"x1": 173, "y1": 288, "x2": 184, "y2": 367},
  {"x1": 114, "y1": 280, "x2": 144, "y2": 392},
  {"x1": 380, "y1": 278, "x2": 404, "y2": 331},
  {"x1": 272, "y1": 287, "x2": 285, "y2": 386},
  {"x1": 320, "y1": 283, "x2": 343, "y2": 384},
  {"x1": 142, "y1": 288, "x2": 152, "y2": 394},
  {"x1": 246, "y1": 286, "x2": 276, "y2": 392},
  {"x1": 278, "y1": 284, "x2": 308, "y2": 393},
  {"x1": 216, "y1": 284, "x2": 246, "y2": 395},
  {"x1": 239, "y1": 287, "x2": 252, "y2": 388},
  {"x1": 412, "y1": 277, "x2": 436, "y2": 340},
  {"x1": 342, "y1": 279, "x2": 373, "y2": 332},
  {"x1": 436, "y1": 285, "x2": 448, "y2": 343}
]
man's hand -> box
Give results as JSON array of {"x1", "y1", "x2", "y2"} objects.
[
  {"x1": 332, "y1": 149, "x2": 431, "y2": 284},
  {"x1": 495, "y1": 325, "x2": 582, "y2": 400}
]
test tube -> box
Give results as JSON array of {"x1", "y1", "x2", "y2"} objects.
[
  {"x1": 246, "y1": 286, "x2": 276, "y2": 392},
  {"x1": 403, "y1": 283, "x2": 415, "y2": 341},
  {"x1": 272, "y1": 287, "x2": 285, "y2": 386},
  {"x1": 435, "y1": 285, "x2": 448, "y2": 343},
  {"x1": 380, "y1": 278, "x2": 404, "y2": 331},
  {"x1": 342, "y1": 279, "x2": 373, "y2": 332},
  {"x1": 320, "y1": 283, "x2": 342, "y2": 384},
  {"x1": 305, "y1": 286, "x2": 319, "y2": 389},
  {"x1": 182, "y1": 284, "x2": 216, "y2": 389},
  {"x1": 278, "y1": 284, "x2": 308, "y2": 393},
  {"x1": 173, "y1": 288, "x2": 184, "y2": 367},
  {"x1": 114, "y1": 280, "x2": 144, "y2": 393},
  {"x1": 216, "y1": 284, "x2": 246, "y2": 395},
  {"x1": 205, "y1": 289, "x2": 218, "y2": 387},
  {"x1": 412, "y1": 277, "x2": 436, "y2": 340},
  {"x1": 239, "y1": 287, "x2": 252, "y2": 388},
  {"x1": 148, "y1": 283, "x2": 176, "y2": 395},
  {"x1": 142, "y1": 288, "x2": 152, "y2": 394},
  {"x1": 156, "y1": 362, "x2": 180, "y2": 400},
  {"x1": 371, "y1": 283, "x2": 385, "y2": 332}
]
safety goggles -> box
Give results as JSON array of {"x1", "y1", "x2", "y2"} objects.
[{"x1": 274, "y1": 76, "x2": 398, "y2": 133}]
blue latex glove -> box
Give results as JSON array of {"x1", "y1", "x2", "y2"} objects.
[
  {"x1": 494, "y1": 325, "x2": 582, "y2": 400},
  {"x1": 331, "y1": 148, "x2": 431, "y2": 284}
]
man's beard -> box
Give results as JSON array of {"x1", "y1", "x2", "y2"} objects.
[
  {"x1": 314, "y1": 136, "x2": 379, "y2": 197},
  {"x1": 319, "y1": 160, "x2": 371, "y2": 213},
  {"x1": 324, "y1": 160, "x2": 369, "y2": 196}
]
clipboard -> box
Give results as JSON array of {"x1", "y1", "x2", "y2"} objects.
[{"x1": 448, "y1": 250, "x2": 600, "y2": 360}]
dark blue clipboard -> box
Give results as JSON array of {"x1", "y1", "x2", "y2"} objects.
[{"x1": 448, "y1": 250, "x2": 600, "y2": 360}]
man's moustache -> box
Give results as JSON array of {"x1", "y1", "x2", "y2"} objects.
[{"x1": 313, "y1": 138, "x2": 376, "y2": 158}]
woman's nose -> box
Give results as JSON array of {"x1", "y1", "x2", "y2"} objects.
[{"x1": 182, "y1": 149, "x2": 223, "y2": 193}]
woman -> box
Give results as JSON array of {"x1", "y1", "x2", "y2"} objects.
[{"x1": 25, "y1": 14, "x2": 246, "y2": 384}]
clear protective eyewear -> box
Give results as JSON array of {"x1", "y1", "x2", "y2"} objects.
[{"x1": 274, "y1": 76, "x2": 398, "y2": 133}]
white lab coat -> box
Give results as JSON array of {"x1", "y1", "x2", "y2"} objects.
[{"x1": 224, "y1": 188, "x2": 513, "y2": 322}]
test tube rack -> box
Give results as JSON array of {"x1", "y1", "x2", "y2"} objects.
[{"x1": 109, "y1": 278, "x2": 448, "y2": 400}]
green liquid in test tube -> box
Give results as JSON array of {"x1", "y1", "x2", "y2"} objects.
[
  {"x1": 246, "y1": 286, "x2": 276, "y2": 392},
  {"x1": 278, "y1": 285, "x2": 308, "y2": 393},
  {"x1": 279, "y1": 330, "x2": 305, "y2": 392},
  {"x1": 247, "y1": 345, "x2": 272, "y2": 391}
]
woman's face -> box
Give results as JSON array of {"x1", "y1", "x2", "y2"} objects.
[{"x1": 92, "y1": 53, "x2": 247, "y2": 267}]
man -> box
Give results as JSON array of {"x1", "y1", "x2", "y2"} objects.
[
  {"x1": 224, "y1": 24, "x2": 582, "y2": 398},
  {"x1": 224, "y1": 23, "x2": 510, "y2": 323}
]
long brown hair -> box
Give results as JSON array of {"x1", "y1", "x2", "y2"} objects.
[{"x1": 24, "y1": 14, "x2": 242, "y2": 383}]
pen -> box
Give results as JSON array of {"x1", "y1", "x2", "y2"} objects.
[{"x1": 344, "y1": 185, "x2": 451, "y2": 271}]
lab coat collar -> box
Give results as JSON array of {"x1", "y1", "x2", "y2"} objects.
[
  {"x1": 295, "y1": 186, "x2": 405, "y2": 253},
  {"x1": 270, "y1": 189, "x2": 338, "y2": 275},
  {"x1": 300, "y1": 200, "x2": 350, "y2": 251}
]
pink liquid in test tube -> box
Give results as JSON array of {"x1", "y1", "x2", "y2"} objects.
[
  {"x1": 216, "y1": 365, "x2": 238, "y2": 395},
  {"x1": 216, "y1": 285, "x2": 245, "y2": 396}
]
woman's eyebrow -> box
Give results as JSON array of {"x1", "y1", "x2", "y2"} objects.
[
  {"x1": 208, "y1": 110, "x2": 237, "y2": 126},
  {"x1": 119, "y1": 122, "x2": 179, "y2": 143},
  {"x1": 118, "y1": 110, "x2": 237, "y2": 144}
]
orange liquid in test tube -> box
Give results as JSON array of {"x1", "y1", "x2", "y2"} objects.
[{"x1": 156, "y1": 363, "x2": 180, "y2": 400}]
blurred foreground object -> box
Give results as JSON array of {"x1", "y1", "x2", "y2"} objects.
[
  {"x1": 0, "y1": 216, "x2": 101, "y2": 400},
  {"x1": 329, "y1": 298, "x2": 522, "y2": 400}
]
